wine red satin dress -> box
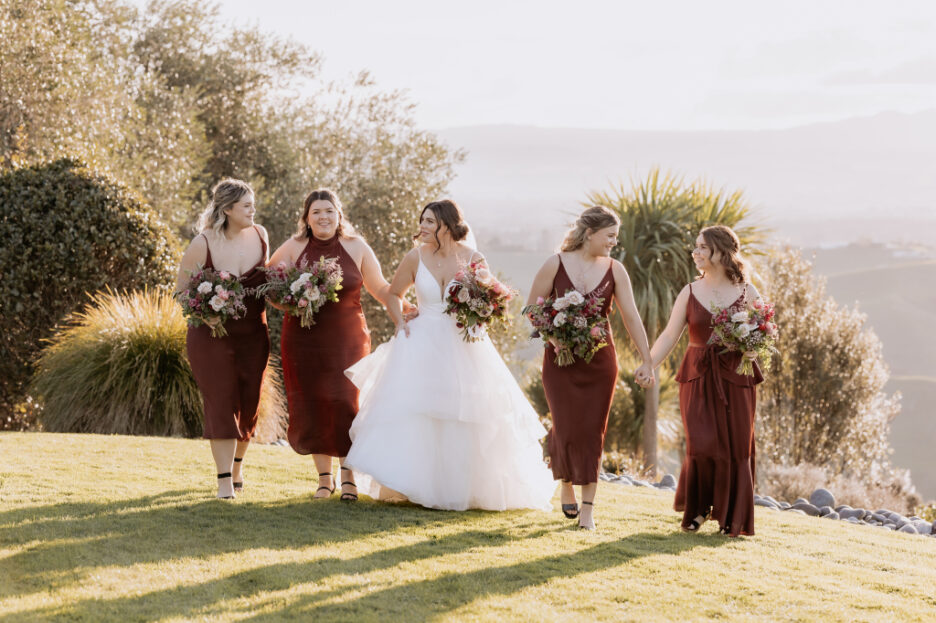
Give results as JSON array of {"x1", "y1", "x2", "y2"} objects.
[
  {"x1": 674, "y1": 283, "x2": 762, "y2": 536},
  {"x1": 186, "y1": 226, "x2": 270, "y2": 440},
  {"x1": 282, "y1": 234, "x2": 371, "y2": 456},
  {"x1": 542, "y1": 256, "x2": 619, "y2": 485}
]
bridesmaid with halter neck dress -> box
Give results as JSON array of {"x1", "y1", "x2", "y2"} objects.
[
  {"x1": 651, "y1": 225, "x2": 763, "y2": 537},
  {"x1": 268, "y1": 189, "x2": 398, "y2": 502},
  {"x1": 175, "y1": 179, "x2": 271, "y2": 499}
]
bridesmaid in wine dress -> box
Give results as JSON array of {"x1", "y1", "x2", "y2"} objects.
[
  {"x1": 650, "y1": 225, "x2": 762, "y2": 536},
  {"x1": 175, "y1": 179, "x2": 271, "y2": 499},
  {"x1": 269, "y1": 189, "x2": 397, "y2": 502},
  {"x1": 527, "y1": 206, "x2": 655, "y2": 529}
]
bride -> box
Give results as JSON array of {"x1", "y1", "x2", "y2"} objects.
[{"x1": 344, "y1": 200, "x2": 556, "y2": 511}]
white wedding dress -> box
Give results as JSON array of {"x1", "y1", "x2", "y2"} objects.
[{"x1": 344, "y1": 253, "x2": 556, "y2": 511}]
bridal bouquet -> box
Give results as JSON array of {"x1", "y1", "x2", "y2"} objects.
[
  {"x1": 257, "y1": 256, "x2": 343, "y2": 328},
  {"x1": 177, "y1": 267, "x2": 248, "y2": 337},
  {"x1": 444, "y1": 260, "x2": 516, "y2": 342},
  {"x1": 522, "y1": 286, "x2": 609, "y2": 366},
  {"x1": 708, "y1": 298, "x2": 779, "y2": 376}
]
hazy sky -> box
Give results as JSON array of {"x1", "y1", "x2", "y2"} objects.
[{"x1": 172, "y1": 0, "x2": 936, "y2": 130}]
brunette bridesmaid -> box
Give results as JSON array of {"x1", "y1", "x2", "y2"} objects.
[
  {"x1": 527, "y1": 206, "x2": 654, "y2": 529},
  {"x1": 650, "y1": 225, "x2": 762, "y2": 536},
  {"x1": 175, "y1": 179, "x2": 271, "y2": 499},
  {"x1": 269, "y1": 189, "x2": 395, "y2": 501}
]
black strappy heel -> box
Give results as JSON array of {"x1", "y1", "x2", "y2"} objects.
[
  {"x1": 560, "y1": 480, "x2": 578, "y2": 518},
  {"x1": 339, "y1": 466, "x2": 358, "y2": 502},
  {"x1": 217, "y1": 472, "x2": 235, "y2": 499},
  {"x1": 682, "y1": 510, "x2": 711, "y2": 533},
  {"x1": 233, "y1": 457, "x2": 244, "y2": 492},
  {"x1": 315, "y1": 472, "x2": 335, "y2": 498},
  {"x1": 578, "y1": 500, "x2": 595, "y2": 530}
]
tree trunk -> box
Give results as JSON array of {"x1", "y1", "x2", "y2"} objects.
[{"x1": 642, "y1": 374, "x2": 660, "y2": 477}]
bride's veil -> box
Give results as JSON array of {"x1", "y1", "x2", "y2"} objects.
[{"x1": 462, "y1": 221, "x2": 478, "y2": 251}]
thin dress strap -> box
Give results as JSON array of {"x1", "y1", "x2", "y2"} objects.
[{"x1": 200, "y1": 233, "x2": 214, "y2": 268}]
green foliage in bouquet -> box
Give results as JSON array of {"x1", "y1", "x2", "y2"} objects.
[
  {"x1": 0, "y1": 159, "x2": 180, "y2": 422},
  {"x1": 32, "y1": 289, "x2": 287, "y2": 440}
]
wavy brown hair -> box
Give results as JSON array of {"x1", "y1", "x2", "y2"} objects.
[
  {"x1": 560, "y1": 205, "x2": 620, "y2": 252},
  {"x1": 415, "y1": 199, "x2": 470, "y2": 249},
  {"x1": 294, "y1": 188, "x2": 358, "y2": 240},
  {"x1": 698, "y1": 225, "x2": 748, "y2": 284}
]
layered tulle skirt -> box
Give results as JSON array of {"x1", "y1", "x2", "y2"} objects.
[{"x1": 344, "y1": 310, "x2": 556, "y2": 511}]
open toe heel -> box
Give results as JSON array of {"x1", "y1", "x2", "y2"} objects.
[
  {"x1": 233, "y1": 457, "x2": 244, "y2": 492},
  {"x1": 314, "y1": 472, "x2": 335, "y2": 499},
  {"x1": 217, "y1": 472, "x2": 235, "y2": 500},
  {"x1": 339, "y1": 466, "x2": 358, "y2": 502}
]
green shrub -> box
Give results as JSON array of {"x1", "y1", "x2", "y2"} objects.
[
  {"x1": 32, "y1": 289, "x2": 286, "y2": 439},
  {"x1": 0, "y1": 159, "x2": 181, "y2": 420}
]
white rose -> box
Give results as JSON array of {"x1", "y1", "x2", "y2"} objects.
[
  {"x1": 197, "y1": 281, "x2": 213, "y2": 294},
  {"x1": 735, "y1": 323, "x2": 751, "y2": 338},
  {"x1": 475, "y1": 267, "x2": 494, "y2": 285},
  {"x1": 553, "y1": 311, "x2": 567, "y2": 327},
  {"x1": 731, "y1": 311, "x2": 749, "y2": 323},
  {"x1": 209, "y1": 295, "x2": 225, "y2": 312},
  {"x1": 479, "y1": 304, "x2": 494, "y2": 318},
  {"x1": 290, "y1": 274, "x2": 311, "y2": 294},
  {"x1": 552, "y1": 296, "x2": 571, "y2": 311},
  {"x1": 456, "y1": 287, "x2": 470, "y2": 303},
  {"x1": 566, "y1": 291, "x2": 585, "y2": 306},
  {"x1": 307, "y1": 288, "x2": 322, "y2": 302},
  {"x1": 214, "y1": 284, "x2": 224, "y2": 294}
]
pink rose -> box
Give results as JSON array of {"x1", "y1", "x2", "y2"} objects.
[
  {"x1": 217, "y1": 289, "x2": 230, "y2": 300},
  {"x1": 536, "y1": 296, "x2": 545, "y2": 305},
  {"x1": 590, "y1": 326, "x2": 604, "y2": 338},
  {"x1": 219, "y1": 271, "x2": 231, "y2": 280},
  {"x1": 298, "y1": 299, "x2": 308, "y2": 308}
]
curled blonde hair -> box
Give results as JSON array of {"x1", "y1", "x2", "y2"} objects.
[
  {"x1": 560, "y1": 206, "x2": 620, "y2": 252},
  {"x1": 294, "y1": 188, "x2": 358, "y2": 240},
  {"x1": 196, "y1": 178, "x2": 254, "y2": 237}
]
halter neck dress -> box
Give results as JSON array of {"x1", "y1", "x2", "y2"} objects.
[
  {"x1": 281, "y1": 233, "x2": 371, "y2": 457},
  {"x1": 541, "y1": 255, "x2": 619, "y2": 485},
  {"x1": 186, "y1": 226, "x2": 270, "y2": 440},
  {"x1": 674, "y1": 283, "x2": 763, "y2": 536}
]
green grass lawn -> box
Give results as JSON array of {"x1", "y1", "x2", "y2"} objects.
[{"x1": 2, "y1": 433, "x2": 934, "y2": 622}]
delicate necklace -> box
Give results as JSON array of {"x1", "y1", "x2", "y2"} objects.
[{"x1": 575, "y1": 253, "x2": 599, "y2": 293}]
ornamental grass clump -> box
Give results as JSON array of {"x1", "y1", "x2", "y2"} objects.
[{"x1": 32, "y1": 289, "x2": 286, "y2": 439}]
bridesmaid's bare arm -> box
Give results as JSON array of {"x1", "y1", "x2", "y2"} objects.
[
  {"x1": 386, "y1": 248, "x2": 420, "y2": 336},
  {"x1": 353, "y1": 238, "x2": 393, "y2": 306},
  {"x1": 267, "y1": 237, "x2": 303, "y2": 269},
  {"x1": 175, "y1": 236, "x2": 208, "y2": 294},
  {"x1": 255, "y1": 224, "x2": 271, "y2": 263},
  {"x1": 610, "y1": 260, "x2": 655, "y2": 386},
  {"x1": 526, "y1": 255, "x2": 560, "y2": 306},
  {"x1": 649, "y1": 284, "x2": 691, "y2": 368}
]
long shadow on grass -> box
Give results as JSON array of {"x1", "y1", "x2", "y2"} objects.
[
  {"x1": 1, "y1": 523, "x2": 549, "y2": 621},
  {"x1": 245, "y1": 530, "x2": 730, "y2": 621},
  {"x1": 0, "y1": 490, "x2": 478, "y2": 600}
]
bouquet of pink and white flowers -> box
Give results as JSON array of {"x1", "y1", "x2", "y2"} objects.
[
  {"x1": 444, "y1": 260, "x2": 516, "y2": 342},
  {"x1": 177, "y1": 267, "x2": 248, "y2": 337},
  {"x1": 708, "y1": 299, "x2": 779, "y2": 376},
  {"x1": 522, "y1": 285, "x2": 609, "y2": 366},
  {"x1": 256, "y1": 256, "x2": 343, "y2": 328}
]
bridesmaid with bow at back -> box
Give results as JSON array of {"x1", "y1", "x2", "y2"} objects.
[
  {"x1": 175, "y1": 178, "x2": 271, "y2": 499},
  {"x1": 650, "y1": 225, "x2": 762, "y2": 536},
  {"x1": 527, "y1": 206, "x2": 655, "y2": 530},
  {"x1": 269, "y1": 189, "x2": 397, "y2": 502}
]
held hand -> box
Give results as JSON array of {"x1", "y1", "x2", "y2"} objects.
[
  {"x1": 743, "y1": 350, "x2": 758, "y2": 361},
  {"x1": 396, "y1": 320, "x2": 411, "y2": 338},
  {"x1": 402, "y1": 301, "x2": 420, "y2": 322},
  {"x1": 633, "y1": 363, "x2": 656, "y2": 388},
  {"x1": 205, "y1": 316, "x2": 222, "y2": 328}
]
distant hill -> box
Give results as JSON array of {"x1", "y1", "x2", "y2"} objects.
[{"x1": 440, "y1": 110, "x2": 936, "y2": 249}]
